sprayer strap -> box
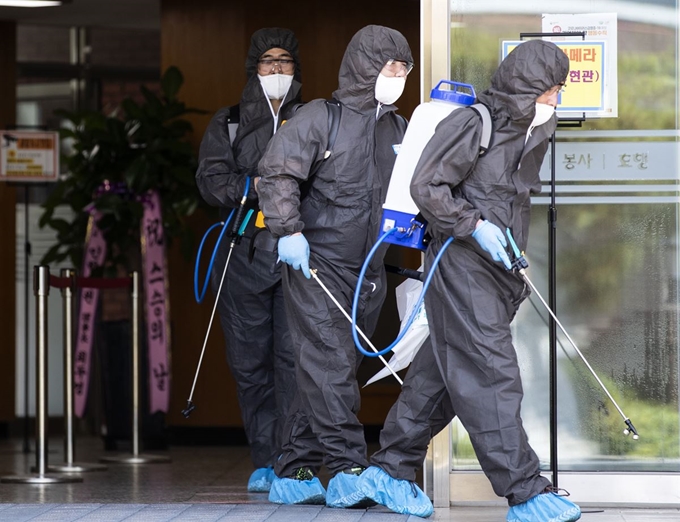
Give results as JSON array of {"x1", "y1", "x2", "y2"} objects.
[
  {"x1": 470, "y1": 103, "x2": 492, "y2": 156},
  {"x1": 324, "y1": 99, "x2": 341, "y2": 160},
  {"x1": 226, "y1": 103, "x2": 240, "y2": 144}
]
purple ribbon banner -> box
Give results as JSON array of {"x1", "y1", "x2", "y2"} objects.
[
  {"x1": 74, "y1": 213, "x2": 106, "y2": 418},
  {"x1": 141, "y1": 190, "x2": 171, "y2": 413},
  {"x1": 74, "y1": 184, "x2": 171, "y2": 417}
]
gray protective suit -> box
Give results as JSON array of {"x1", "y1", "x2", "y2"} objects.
[
  {"x1": 257, "y1": 25, "x2": 413, "y2": 477},
  {"x1": 370, "y1": 40, "x2": 569, "y2": 505},
  {"x1": 195, "y1": 28, "x2": 302, "y2": 469}
]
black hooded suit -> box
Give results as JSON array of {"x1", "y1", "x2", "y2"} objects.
[
  {"x1": 195, "y1": 28, "x2": 302, "y2": 469},
  {"x1": 370, "y1": 40, "x2": 570, "y2": 506},
  {"x1": 257, "y1": 25, "x2": 413, "y2": 477}
]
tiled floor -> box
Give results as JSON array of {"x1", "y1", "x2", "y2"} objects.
[{"x1": 0, "y1": 438, "x2": 677, "y2": 521}]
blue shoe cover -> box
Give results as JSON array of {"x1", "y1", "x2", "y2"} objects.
[
  {"x1": 268, "y1": 475, "x2": 326, "y2": 505},
  {"x1": 507, "y1": 492, "x2": 581, "y2": 522},
  {"x1": 326, "y1": 472, "x2": 376, "y2": 509},
  {"x1": 247, "y1": 467, "x2": 275, "y2": 492},
  {"x1": 357, "y1": 465, "x2": 433, "y2": 518}
]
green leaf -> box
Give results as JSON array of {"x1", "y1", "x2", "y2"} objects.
[
  {"x1": 122, "y1": 99, "x2": 144, "y2": 120},
  {"x1": 48, "y1": 218, "x2": 72, "y2": 235},
  {"x1": 161, "y1": 66, "x2": 184, "y2": 101},
  {"x1": 41, "y1": 243, "x2": 66, "y2": 266}
]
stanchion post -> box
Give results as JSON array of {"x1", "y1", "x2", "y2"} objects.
[
  {"x1": 1, "y1": 266, "x2": 81, "y2": 484},
  {"x1": 35, "y1": 265, "x2": 49, "y2": 476},
  {"x1": 132, "y1": 270, "x2": 140, "y2": 457},
  {"x1": 62, "y1": 269, "x2": 75, "y2": 464},
  {"x1": 100, "y1": 271, "x2": 170, "y2": 465},
  {"x1": 48, "y1": 269, "x2": 106, "y2": 473}
]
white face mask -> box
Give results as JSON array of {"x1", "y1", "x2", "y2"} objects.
[
  {"x1": 531, "y1": 102, "x2": 555, "y2": 128},
  {"x1": 374, "y1": 73, "x2": 406, "y2": 105},
  {"x1": 258, "y1": 73, "x2": 294, "y2": 100},
  {"x1": 525, "y1": 103, "x2": 555, "y2": 143}
]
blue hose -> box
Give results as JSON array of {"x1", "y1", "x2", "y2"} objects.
[
  {"x1": 193, "y1": 210, "x2": 235, "y2": 303},
  {"x1": 193, "y1": 177, "x2": 253, "y2": 303},
  {"x1": 351, "y1": 231, "x2": 454, "y2": 358}
]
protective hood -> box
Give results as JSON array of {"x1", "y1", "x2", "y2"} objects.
[
  {"x1": 245, "y1": 27, "x2": 301, "y2": 83},
  {"x1": 477, "y1": 40, "x2": 569, "y2": 123},
  {"x1": 235, "y1": 28, "x2": 302, "y2": 167},
  {"x1": 333, "y1": 25, "x2": 413, "y2": 111}
]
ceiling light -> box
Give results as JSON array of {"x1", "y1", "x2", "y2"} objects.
[{"x1": 0, "y1": 1, "x2": 62, "y2": 7}]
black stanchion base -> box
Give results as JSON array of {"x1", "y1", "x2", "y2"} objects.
[
  {"x1": 100, "y1": 453, "x2": 170, "y2": 465},
  {"x1": 47, "y1": 462, "x2": 108, "y2": 472},
  {"x1": 1, "y1": 473, "x2": 83, "y2": 484}
]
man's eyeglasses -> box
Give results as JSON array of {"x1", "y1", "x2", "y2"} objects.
[
  {"x1": 258, "y1": 59, "x2": 295, "y2": 74},
  {"x1": 384, "y1": 59, "x2": 414, "y2": 76},
  {"x1": 550, "y1": 83, "x2": 566, "y2": 95}
]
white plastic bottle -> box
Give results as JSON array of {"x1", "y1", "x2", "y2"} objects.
[{"x1": 381, "y1": 81, "x2": 476, "y2": 250}]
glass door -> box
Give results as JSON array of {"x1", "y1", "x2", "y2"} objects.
[{"x1": 422, "y1": 0, "x2": 680, "y2": 507}]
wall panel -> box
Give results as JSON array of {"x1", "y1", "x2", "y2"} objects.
[{"x1": 0, "y1": 20, "x2": 17, "y2": 423}]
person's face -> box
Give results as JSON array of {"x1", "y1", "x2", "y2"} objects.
[
  {"x1": 536, "y1": 83, "x2": 565, "y2": 107},
  {"x1": 379, "y1": 59, "x2": 413, "y2": 78},
  {"x1": 257, "y1": 47, "x2": 295, "y2": 76}
]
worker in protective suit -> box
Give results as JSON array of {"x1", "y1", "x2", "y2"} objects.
[
  {"x1": 195, "y1": 28, "x2": 302, "y2": 493},
  {"x1": 256, "y1": 25, "x2": 413, "y2": 507},
  {"x1": 357, "y1": 40, "x2": 581, "y2": 522}
]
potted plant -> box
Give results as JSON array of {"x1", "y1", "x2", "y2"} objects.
[{"x1": 40, "y1": 66, "x2": 202, "y2": 270}]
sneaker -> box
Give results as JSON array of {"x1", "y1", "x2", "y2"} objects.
[
  {"x1": 247, "y1": 467, "x2": 275, "y2": 492},
  {"x1": 357, "y1": 465, "x2": 433, "y2": 518},
  {"x1": 507, "y1": 491, "x2": 581, "y2": 522},
  {"x1": 268, "y1": 467, "x2": 326, "y2": 505},
  {"x1": 326, "y1": 467, "x2": 376, "y2": 509}
]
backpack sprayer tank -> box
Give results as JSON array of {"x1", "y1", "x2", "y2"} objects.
[{"x1": 381, "y1": 80, "x2": 476, "y2": 250}]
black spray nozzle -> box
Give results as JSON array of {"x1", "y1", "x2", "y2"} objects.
[
  {"x1": 230, "y1": 204, "x2": 248, "y2": 238},
  {"x1": 505, "y1": 228, "x2": 529, "y2": 271},
  {"x1": 229, "y1": 208, "x2": 255, "y2": 246},
  {"x1": 385, "y1": 264, "x2": 424, "y2": 282},
  {"x1": 624, "y1": 418, "x2": 639, "y2": 440},
  {"x1": 181, "y1": 400, "x2": 196, "y2": 418},
  {"x1": 229, "y1": 177, "x2": 255, "y2": 242},
  {"x1": 511, "y1": 256, "x2": 529, "y2": 271}
]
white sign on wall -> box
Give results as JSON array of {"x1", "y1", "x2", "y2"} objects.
[
  {"x1": 0, "y1": 130, "x2": 60, "y2": 183},
  {"x1": 542, "y1": 12, "x2": 618, "y2": 118}
]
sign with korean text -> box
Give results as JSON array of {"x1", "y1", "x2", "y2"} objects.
[
  {"x1": 141, "y1": 191, "x2": 171, "y2": 414},
  {"x1": 502, "y1": 40, "x2": 606, "y2": 115},
  {"x1": 538, "y1": 142, "x2": 677, "y2": 182},
  {"x1": 74, "y1": 213, "x2": 107, "y2": 417},
  {"x1": 0, "y1": 130, "x2": 60, "y2": 182},
  {"x1": 542, "y1": 12, "x2": 618, "y2": 118}
]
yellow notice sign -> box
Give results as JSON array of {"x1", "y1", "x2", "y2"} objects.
[
  {"x1": 0, "y1": 130, "x2": 60, "y2": 183},
  {"x1": 502, "y1": 41, "x2": 606, "y2": 113}
]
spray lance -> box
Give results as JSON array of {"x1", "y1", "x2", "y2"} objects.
[
  {"x1": 309, "y1": 268, "x2": 404, "y2": 385},
  {"x1": 505, "y1": 228, "x2": 639, "y2": 440},
  {"x1": 183, "y1": 178, "x2": 256, "y2": 418}
]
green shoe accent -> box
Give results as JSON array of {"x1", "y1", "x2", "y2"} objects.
[{"x1": 291, "y1": 467, "x2": 315, "y2": 481}]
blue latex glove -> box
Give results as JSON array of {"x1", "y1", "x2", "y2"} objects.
[
  {"x1": 471, "y1": 220, "x2": 512, "y2": 270},
  {"x1": 278, "y1": 233, "x2": 311, "y2": 279}
]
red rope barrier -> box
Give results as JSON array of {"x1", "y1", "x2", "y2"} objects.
[
  {"x1": 49, "y1": 274, "x2": 132, "y2": 290},
  {"x1": 49, "y1": 275, "x2": 72, "y2": 289}
]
